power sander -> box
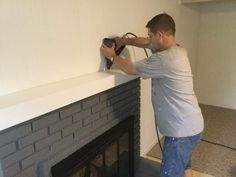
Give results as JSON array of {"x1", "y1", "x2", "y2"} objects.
[{"x1": 102, "y1": 38, "x2": 125, "y2": 69}]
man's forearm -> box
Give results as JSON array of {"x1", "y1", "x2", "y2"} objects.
[
  {"x1": 112, "y1": 55, "x2": 139, "y2": 75},
  {"x1": 123, "y1": 37, "x2": 151, "y2": 49}
]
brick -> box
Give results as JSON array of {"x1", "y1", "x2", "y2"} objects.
[
  {"x1": 32, "y1": 112, "x2": 59, "y2": 131},
  {"x1": 108, "y1": 91, "x2": 132, "y2": 106},
  {"x1": 35, "y1": 132, "x2": 61, "y2": 152},
  {"x1": 74, "y1": 124, "x2": 93, "y2": 141},
  {"x1": 18, "y1": 128, "x2": 48, "y2": 149},
  {"x1": 0, "y1": 124, "x2": 31, "y2": 147},
  {"x1": 0, "y1": 143, "x2": 16, "y2": 159},
  {"x1": 100, "y1": 106, "x2": 113, "y2": 117},
  {"x1": 62, "y1": 121, "x2": 82, "y2": 137},
  {"x1": 83, "y1": 113, "x2": 99, "y2": 127},
  {"x1": 77, "y1": 136, "x2": 91, "y2": 148},
  {"x1": 93, "y1": 116, "x2": 108, "y2": 129},
  {"x1": 92, "y1": 101, "x2": 107, "y2": 113},
  {"x1": 92, "y1": 117, "x2": 108, "y2": 136},
  {"x1": 91, "y1": 128, "x2": 103, "y2": 140},
  {"x1": 73, "y1": 109, "x2": 91, "y2": 122},
  {"x1": 100, "y1": 90, "x2": 114, "y2": 101},
  {"x1": 110, "y1": 111, "x2": 121, "y2": 120},
  {"x1": 14, "y1": 166, "x2": 36, "y2": 177},
  {"x1": 49, "y1": 117, "x2": 72, "y2": 134},
  {"x1": 50, "y1": 135, "x2": 73, "y2": 153},
  {"x1": 1, "y1": 145, "x2": 34, "y2": 169},
  {"x1": 82, "y1": 95, "x2": 99, "y2": 109},
  {"x1": 100, "y1": 122, "x2": 113, "y2": 133},
  {"x1": 100, "y1": 92, "x2": 109, "y2": 102},
  {"x1": 21, "y1": 147, "x2": 50, "y2": 169},
  {"x1": 123, "y1": 80, "x2": 138, "y2": 91},
  {"x1": 59, "y1": 102, "x2": 82, "y2": 119},
  {"x1": 44, "y1": 146, "x2": 78, "y2": 174},
  {"x1": 112, "y1": 96, "x2": 134, "y2": 110},
  {"x1": 3, "y1": 163, "x2": 20, "y2": 177},
  {"x1": 113, "y1": 84, "x2": 129, "y2": 95},
  {"x1": 107, "y1": 84, "x2": 128, "y2": 98},
  {"x1": 110, "y1": 117, "x2": 121, "y2": 126}
]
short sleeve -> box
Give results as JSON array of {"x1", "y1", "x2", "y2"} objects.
[{"x1": 133, "y1": 54, "x2": 163, "y2": 79}]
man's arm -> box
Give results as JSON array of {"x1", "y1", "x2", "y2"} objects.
[
  {"x1": 112, "y1": 55, "x2": 138, "y2": 75},
  {"x1": 115, "y1": 37, "x2": 151, "y2": 49}
]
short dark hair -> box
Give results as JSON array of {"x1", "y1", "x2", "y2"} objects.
[{"x1": 146, "y1": 13, "x2": 176, "y2": 36}]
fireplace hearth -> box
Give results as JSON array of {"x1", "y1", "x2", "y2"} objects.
[{"x1": 51, "y1": 116, "x2": 134, "y2": 177}]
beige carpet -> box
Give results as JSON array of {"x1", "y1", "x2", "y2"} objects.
[{"x1": 147, "y1": 104, "x2": 236, "y2": 177}]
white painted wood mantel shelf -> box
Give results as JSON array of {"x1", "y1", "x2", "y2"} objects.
[{"x1": 0, "y1": 70, "x2": 139, "y2": 131}]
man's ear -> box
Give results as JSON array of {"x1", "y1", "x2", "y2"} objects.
[{"x1": 157, "y1": 31, "x2": 164, "y2": 37}]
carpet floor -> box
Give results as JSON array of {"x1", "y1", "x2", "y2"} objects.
[{"x1": 147, "y1": 104, "x2": 236, "y2": 177}]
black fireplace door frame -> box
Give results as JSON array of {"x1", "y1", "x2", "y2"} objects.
[{"x1": 51, "y1": 115, "x2": 135, "y2": 177}]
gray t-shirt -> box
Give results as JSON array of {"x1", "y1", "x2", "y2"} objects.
[{"x1": 134, "y1": 45, "x2": 204, "y2": 137}]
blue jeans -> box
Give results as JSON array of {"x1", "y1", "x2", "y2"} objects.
[{"x1": 160, "y1": 133, "x2": 202, "y2": 177}]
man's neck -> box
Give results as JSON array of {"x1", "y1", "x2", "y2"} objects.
[{"x1": 163, "y1": 35, "x2": 176, "y2": 49}]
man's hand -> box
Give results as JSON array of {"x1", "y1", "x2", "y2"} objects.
[
  {"x1": 114, "y1": 37, "x2": 126, "y2": 49},
  {"x1": 100, "y1": 38, "x2": 139, "y2": 75},
  {"x1": 100, "y1": 43, "x2": 116, "y2": 59}
]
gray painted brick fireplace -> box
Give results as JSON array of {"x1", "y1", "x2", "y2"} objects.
[{"x1": 0, "y1": 79, "x2": 140, "y2": 177}]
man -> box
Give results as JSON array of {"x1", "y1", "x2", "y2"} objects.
[{"x1": 100, "y1": 13, "x2": 204, "y2": 177}]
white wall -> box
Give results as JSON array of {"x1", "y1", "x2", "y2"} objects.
[
  {"x1": 0, "y1": 0, "x2": 201, "y2": 156},
  {"x1": 195, "y1": 2, "x2": 236, "y2": 109},
  {"x1": 0, "y1": 0, "x2": 156, "y2": 96},
  {"x1": 0, "y1": 0, "x2": 200, "y2": 96}
]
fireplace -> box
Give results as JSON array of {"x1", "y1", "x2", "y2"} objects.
[
  {"x1": 0, "y1": 79, "x2": 140, "y2": 177},
  {"x1": 51, "y1": 117, "x2": 134, "y2": 177}
]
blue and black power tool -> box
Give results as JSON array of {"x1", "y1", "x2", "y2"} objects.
[{"x1": 102, "y1": 38, "x2": 125, "y2": 69}]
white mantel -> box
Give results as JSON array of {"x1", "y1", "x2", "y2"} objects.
[{"x1": 0, "y1": 71, "x2": 138, "y2": 131}]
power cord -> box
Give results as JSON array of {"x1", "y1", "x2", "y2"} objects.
[
  {"x1": 123, "y1": 32, "x2": 149, "y2": 58},
  {"x1": 153, "y1": 117, "x2": 163, "y2": 153},
  {"x1": 200, "y1": 138, "x2": 236, "y2": 151},
  {"x1": 124, "y1": 32, "x2": 164, "y2": 153}
]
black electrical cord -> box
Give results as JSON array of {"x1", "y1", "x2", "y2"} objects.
[
  {"x1": 124, "y1": 32, "x2": 164, "y2": 153},
  {"x1": 124, "y1": 32, "x2": 149, "y2": 58},
  {"x1": 154, "y1": 116, "x2": 163, "y2": 153},
  {"x1": 200, "y1": 139, "x2": 236, "y2": 152},
  {"x1": 156, "y1": 129, "x2": 163, "y2": 153}
]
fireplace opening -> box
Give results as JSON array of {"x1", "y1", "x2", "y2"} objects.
[{"x1": 51, "y1": 116, "x2": 134, "y2": 177}]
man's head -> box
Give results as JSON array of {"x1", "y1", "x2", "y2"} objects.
[
  {"x1": 146, "y1": 13, "x2": 176, "y2": 51},
  {"x1": 146, "y1": 13, "x2": 176, "y2": 36}
]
